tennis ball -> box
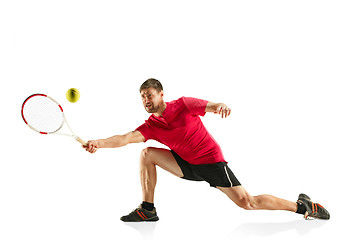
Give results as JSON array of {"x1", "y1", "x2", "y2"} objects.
[{"x1": 66, "y1": 88, "x2": 80, "y2": 103}]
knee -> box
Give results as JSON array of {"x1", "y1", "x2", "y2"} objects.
[
  {"x1": 140, "y1": 147, "x2": 155, "y2": 164},
  {"x1": 235, "y1": 196, "x2": 257, "y2": 210}
]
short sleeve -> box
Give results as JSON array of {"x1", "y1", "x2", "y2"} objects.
[
  {"x1": 135, "y1": 121, "x2": 152, "y2": 142},
  {"x1": 182, "y1": 97, "x2": 208, "y2": 116}
]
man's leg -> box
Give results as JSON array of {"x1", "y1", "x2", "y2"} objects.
[
  {"x1": 217, "y1": 186, "x2": 297, "y2": 212},
  {"x1": 139, "y1": 147, "x2": 184, "y2": 203},
  {"x1": 121, "y1": 147, "x2": 182, "y2": 222}
]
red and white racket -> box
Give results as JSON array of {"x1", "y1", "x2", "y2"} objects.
[{"x1": 21, "y1": 93, "x2": 87, "y2": 146}]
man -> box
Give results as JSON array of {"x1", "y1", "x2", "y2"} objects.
[{"x1": 83, "y1": 78, "x2": 330, "y2": 222}]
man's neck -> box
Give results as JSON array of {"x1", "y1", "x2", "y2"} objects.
[{"x1": 154, "y1": 102, "x2": 167, "y2": 117}]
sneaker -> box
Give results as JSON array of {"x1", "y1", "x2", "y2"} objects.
[
  {"x1": 297, "y1": 193, "x2": 330, "y2": 220},
  {"x1": 298, "y1": 193, "x2": 311, "y2": 202},
  {"x1": 120, "y1": 205, "x2": 159, "y2": 222}
]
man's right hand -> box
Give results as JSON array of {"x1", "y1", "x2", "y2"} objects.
[{"x1": 83, "y1": 140, "x2": 99, "y2": 153}]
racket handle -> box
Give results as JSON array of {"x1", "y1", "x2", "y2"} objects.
[{"x1": 75, "y1": 136, "x2": 87, "y2": 146}]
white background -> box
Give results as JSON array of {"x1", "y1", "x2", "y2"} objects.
[{"x1": 1, "y1": 1, "x2": 359, "y2": 239}]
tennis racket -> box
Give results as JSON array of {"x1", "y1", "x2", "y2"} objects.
[{"x1": 21, "y1": 93, "x2": 87, "y2": 146}]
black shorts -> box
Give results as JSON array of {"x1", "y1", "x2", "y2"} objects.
[{"x1": 171, "y1": 150, "x2": 241, "y2": 188}]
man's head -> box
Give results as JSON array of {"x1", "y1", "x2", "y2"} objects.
[
  {"x1": 140, "y1": 78, "x2": 165, "y2": 114},
  {"x1": 139, "y1": 78, "x2": 163, "y2": 93}
]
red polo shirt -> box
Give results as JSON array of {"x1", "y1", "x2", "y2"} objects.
[{"x1": 136, "y1": 97, "x2": 226, "y2": 165}]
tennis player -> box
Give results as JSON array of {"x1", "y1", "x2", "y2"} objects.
[{"x1": 83, "y1": 78, "x2": 330, "y2": 221}]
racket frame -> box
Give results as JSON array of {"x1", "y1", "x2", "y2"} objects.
[{"x1": 21, "y1": 93, "x2": 87, "y2": 145}]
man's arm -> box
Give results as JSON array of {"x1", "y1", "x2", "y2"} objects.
[
  {"x1": 205, "y1": 101, "x2": 231, "y2": 118},
  {"x1": 83, "y1": 130, "x2": 145, "y2": 153}
]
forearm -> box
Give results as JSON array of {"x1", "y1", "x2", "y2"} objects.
[
  {"x1": 98, "y1": 135, "x2": 128, "y2": 148},
  {"x1": 84, "y1": 131, "x2": 145, "y2": 154},
  {"x1": 207, "y1": 102, "x2": 222, "y2": 113},
  {"x1": 205, "y1": 102, "x2": 231, "y2": 118}
]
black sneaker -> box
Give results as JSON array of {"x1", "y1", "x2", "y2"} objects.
[
  {"x1": 297, "y1": 193, "x2": 330, "y2": 220},
  {"x1": 120, "y1": 205, "x2": 159, "y2": 222},
  {"x1": 298, "y1": 193, "x2": 311, "y2": 202}
]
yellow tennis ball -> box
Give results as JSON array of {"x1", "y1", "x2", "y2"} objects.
[{"x1": 66, "y1": 88, "x2": 80, "y2": 103}]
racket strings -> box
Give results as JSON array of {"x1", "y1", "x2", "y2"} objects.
[{"x1": 22, "y1": 96, "x2": 64, "y2": 133}]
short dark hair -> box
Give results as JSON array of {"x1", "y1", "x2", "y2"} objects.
[{"x1": 139, "y1": 78, "x2": 163, "y2": 92}]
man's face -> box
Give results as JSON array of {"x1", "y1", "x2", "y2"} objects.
[{"x1": 140, "y1": 88, "x2": 163, "y2": 113}]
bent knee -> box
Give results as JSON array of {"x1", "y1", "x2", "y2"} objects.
[
  {"x1": 140, "y1": 147, "x2": 150, "y2": 157},
  {"x1": 140, "y1": 147, "x2": 155, "y2": 159},
  {"x1": 140, "y1": 147, "x2": 160, "y2": 165}
]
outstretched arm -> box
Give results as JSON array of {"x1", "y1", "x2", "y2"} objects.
[
  {"x1": 205, "y1": 102, "x2": 231, "y2": 118},
  {"x1": 83, "y1": 130, "x2": 145, "y2": 153}
]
